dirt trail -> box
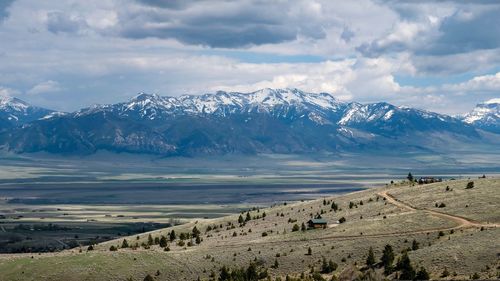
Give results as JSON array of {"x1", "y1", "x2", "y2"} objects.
[{"x1": 378, "y1": 190, "x2": 500, "y2": 228}]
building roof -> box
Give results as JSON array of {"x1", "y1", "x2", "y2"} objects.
[{"x1": 308, "y1": 219, "x2": 327, "y2": 224}]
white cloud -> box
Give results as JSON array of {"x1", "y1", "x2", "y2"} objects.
[{"x1": 27, "y1": 80, "x2": 62, "y2": 95}]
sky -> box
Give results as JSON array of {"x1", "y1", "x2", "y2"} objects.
[{"x1": 0, "y1": 0, "x2": 499, "y2": 115}]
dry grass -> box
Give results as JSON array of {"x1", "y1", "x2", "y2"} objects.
[{"x1": 0, "y1": 178, "x2": 498, "y2": 280}]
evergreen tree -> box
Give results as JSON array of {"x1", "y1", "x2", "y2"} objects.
[
  {"x1": 159, "y1": 236, "x2": 168, "y2": 248},
  {"x1": 415, "y1": 267, "x2": 430, "y2": 280},
  {"x1": 121, "y1": 239, "x2": 129, "y2": 248},
  {"x1": 292, "y1": 224, "x2": 300, "y2": 232},
  {"x1": 192, "y1": 226, "x2": 200, "y2": 237},
  {"x1": 412, "y1": 239, "x2": 419, "y2": 251},
  {"x1": 238, "y1": 214, "x2": 244, "y2": 224},
  {"x1": 195, "y1": 235, "x2": 202, "y2": 244},
  {"x1": 147, "y1": 234, "x2": 153, "y2": 246},
  {"x1": 366, "y1": 247, "x2": 375, "y2": 268},
  {"x1": 143, "y1": 274, "x2": 154, "y2": 281},
  {"x1": 301, "y1": 222, "x2": 307, "y2": 231},
  {"x1": 331, "y1": 202, "x2": 338, "y2": 212},
  {"x1": 219, "y1": 266, "x2": 230, "y2": 281},
  {"x1": 245, "y1": 212, "x2": 251, "y2": 222},
  {"x1": 169, "y1": 230, "x2": 176, "y2": 241},
  {"x1": 307, "y1": 247, "x2": 312, "y2": 255},
  {"x1": 407, "y1": 172, "x2": 414, "y2": 182},
  {"x1": 381, "y1": 244, "x2": 394, "y2": 274},
  {"x1": 397, "y1": 252, "x2": 415, "y2": 280}
]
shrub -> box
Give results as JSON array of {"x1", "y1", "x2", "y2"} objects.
[
  {"x1": 109, "y1": 245, "x2": 118, "y2": 251},
  {"x1": 438, "y1": 203, "x2": 446, "y2": 208},
  {"x1": 466, "y1": 181, "x2": 474, "y2": 189},
  {"x1": 143, "y1": 274, "x2": 154, "y2": 281},
  {"x1": 415, "y1": 267, "x2": 430, "y2": 280},
  {"x1": 292, "y1": 224, "x2": 300, "y2": 232},
  {"x1": 339, "y1": 217, "x2": 346, "y2": 224},
  {"x1": 87, "y1": 245, "x2": 94, "y2": 251},
  {"x1": 147, "y1": 234, "x2": 153, "y2": 245},
  {"x1": 177, "y1": 240, "x2": 185, "y2": 247},
  {"x1": 261, "y1": 232, "x2": 268, "y2": 237},
  {"x1": 307, "y1": 247, "x2": 312, "y2": 255}
]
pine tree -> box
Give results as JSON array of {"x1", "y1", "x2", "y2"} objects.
[
  {"x1": 169, "y1": 230, "x2": 176, "y2": 241},
  {"x1": 192, "y1": 226, "x2": 200, "y2": 237},
  {"x1": 366, "y1": 247, "x2": 375, "y2": 268},
  {"x1": 412, "y1": 239, "x2": 419, "y2": 251},
  {"x1": 245, "y1": 212, "x2": 251, "y2": 222},
  {"x1": 307, "y1": 247, "x2": 312, "y2": 255},
  {"x1": 143, "y1": 274, "x2": 154, "y2": 281},
  {"x1": 147, "y1": 234, "x2": 153, "y2": 246},
  {"x1": 238, "y1": 214, "x2": 244, "y2": 224},
  {"x1": 121, "y1": 239, "x2": 129, "y2": 248},
  {"x1": 331, "y1": 202, "x2": 338, "y2": 212},
  {"x1": 415, "y1": 267, "x2": 430, "y2": 280},
  {"x1": 407, "y1": 172, "x2": 414, "y2": 182},
  {"x1": 381, "y1": 244, "x2": 394, "y2": 275},
  {"x1": 159, "y1": 236, "x2": 168, "y2": 247},
  {"x1": 397, "y1": 252, "x2": 415, "y2": 280},
  {"x1": 301, "y1": 222, "x2": 307, "y2": 231}
]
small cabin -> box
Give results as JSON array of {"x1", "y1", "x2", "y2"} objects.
[{"x1": 307, "y1": 218, "x2": 327, "y2": 229}]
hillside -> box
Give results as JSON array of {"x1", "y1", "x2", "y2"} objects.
[{"x1": 0, "y1": 177, "x2": 498, "y2": 280}]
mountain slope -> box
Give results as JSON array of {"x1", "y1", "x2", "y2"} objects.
[
  {"x1": 463, "y1": 101, "x2": 500, "y2": 133},
  {"x1": 0, "y1": 89, "x2": 497, "y2": 156},
  {"x1": 0, "y1": 96, "x2": 54, "y2": 128}
]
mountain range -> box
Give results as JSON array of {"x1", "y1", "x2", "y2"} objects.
[{"x1": 0, "y1": 89, "x2": 498, "y2": 156}]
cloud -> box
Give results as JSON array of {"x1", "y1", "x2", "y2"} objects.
[
  {"x1": 27, "y1": 80, "x2": 62, "y2": 95},
  {"x1": 115, "y1": 0, "x2": 329, "y2": 48},
  {"x1": 46, "y1": 11, "x2": 87, "y2": 34},
  {"x1": 0, "y1": 0, "x2": 15, "y2": 22},
  {"x1": 0, "y1": 86, "x2": 19, "y2": 97},
  {"x1": 486, "y1": 98, "x2": 500, "y2": 104}
]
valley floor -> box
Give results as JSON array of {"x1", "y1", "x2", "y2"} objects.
[{"x1": 0, "y1": 178, "x2": 498, "y2": 280}]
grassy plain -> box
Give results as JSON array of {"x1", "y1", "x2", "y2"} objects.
[{"x1": 0, "y1": 178, "x2": 498, "y2": 280}]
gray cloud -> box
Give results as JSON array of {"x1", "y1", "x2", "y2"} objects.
[
  {"x1": 46, "y1": 11, "x2": 87, "y2": 34},
  {"x1": 0, "y1": 0, "x2": 15, "y2": 22},
  {"x1": 117, "y1": 1, "x2": 327, "y2": 48},
  {"x1": 420, "y1": 8, "x2": 500, "y2": 55}
]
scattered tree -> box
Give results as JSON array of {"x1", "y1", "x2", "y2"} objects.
[
  {"x1": 466, "y1": 181, "x2": 474, "y2": 189},
  {"x1": 121, "y1": 239, "x2": 129, "y2": 248},
  {"x1": 407, "y1": 172, "x2": 414, "y2": 182},
  {"x1": 381, "y1": 244, "x2": 394, "y2": 275},
  {"x1": 169, "y1": 230, "x2": 176, "y2": 241},
  {"x1": 415, "y1": 267, "x2": 430, "y2": 280},
  {"x1": 366, "y1": 247, "x2": 375, "y2": 268}
]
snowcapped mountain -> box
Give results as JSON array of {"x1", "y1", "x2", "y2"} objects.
[
  {"x1": 0, "y1": 96, "x2": 54, "y2": 128},
  {"x1": 0, "y1": 89, "x2": 497, "y2": 156},
  {"x1": 462, "y1": 100, "x2": 500, "y2": 133}
]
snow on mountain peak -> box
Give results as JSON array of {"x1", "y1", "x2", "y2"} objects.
[{"x1": 463, "y1": 101, "x2": 500, "y2": 124}]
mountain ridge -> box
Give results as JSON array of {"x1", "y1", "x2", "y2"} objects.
[{"x1": 0, "y1": 89, "x2": 498, "y2": 156}]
